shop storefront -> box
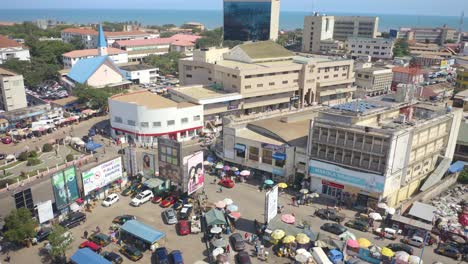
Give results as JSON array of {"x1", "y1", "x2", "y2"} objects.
[{"x1": 81, "y1": 157, "x2": 124, "y2": 200}]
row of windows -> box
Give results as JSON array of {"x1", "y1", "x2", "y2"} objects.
[
  {"x1": 244, "y1": 79, "x2": 298, "y2": 89},
  {"x1": 350, "y1": 45, "x2": 389, "y2": 49},
  {"x1": 317, "y1": 73, "x2": 347, "y2": 80},
  {"x1": 235, "y1": 146, "x2": 285, "y2": 168},
  {"x1": 245, "y1": 70, "x2": 300, "y2": 79},
  {"x1": 114, "y1": 115, "x2": 201, "y2": 127},
  {"x1": 318, "y1": 66, "x2": 348, "y2": 73}
]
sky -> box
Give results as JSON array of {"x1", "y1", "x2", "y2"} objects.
[{"x1": 2, "y1": 0, "x2": 467, "y2": 16}]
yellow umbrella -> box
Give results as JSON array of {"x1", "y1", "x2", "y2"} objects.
[
  {"x1": 271, "y1": 229, "x2": 286, "y2": 240},
  {"x1": 278, "y1": 182, "x2": 288, "y2": 189},
  {"x1": 381, "y1": 247, "x2": 395, "y2": 257},
  {"x1": 357, "y1": 238, "x2": 372, "y2": 248},
  {"x1": 282, "y1": 235, "x2": 295, "y2": 244},
  {"x1": 295, "y1": 233, "x2": 310, "y2": 244}
]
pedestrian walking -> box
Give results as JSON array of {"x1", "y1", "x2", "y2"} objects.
[
  {"x1": 226, "y1": 244, "x2": 230, "y2": 253},
  {"x1": 84, "y1": 230, "x2": 88, "y2": 239},
  {"x1": 96, "y1": 226, "x2": 101, "y2": 233},
  {"x1": 254, "y1": 244, "x2": 259, "y2": 256},
  {"x1": 291, "y1": 197, "x2": 295, "y2": 206},
  {"x1": 218, "y1": 186, "x2": 223, "y2": 193}
]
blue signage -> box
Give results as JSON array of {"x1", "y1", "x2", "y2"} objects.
[{"x1": 272, "y1": 168, "x2": 285, "y2": 176}]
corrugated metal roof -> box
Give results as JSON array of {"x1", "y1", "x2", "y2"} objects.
[
  {"x1": 238, "y1": 41, "x2": 293, "y2": 60},
  {"x1": 67, "y1": 56, "x2": 108, "y2": 84},
  {"x1": 407, "y1": 202, "x2": 436, "y2": 223},
  {"x1": 71, "y1": 248, "x2": 112, "y2": 264},
  {"x1": 121, "y1": 220, "x2": 165, "y2": 244},
  {"x1": 419, "y1": 157, "x2": 451, "y2": 192}
]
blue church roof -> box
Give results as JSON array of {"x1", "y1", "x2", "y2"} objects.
[
  {"x1": 67, "y1": 56, "x2": 109, "y2": 84},
  {"x1": 98, "y1": 24, "x2": 107, "y2": 48}
]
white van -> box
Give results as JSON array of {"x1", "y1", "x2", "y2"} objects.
[{"x1": 312, "y1": 247, "x2": 333, "y2": 264}]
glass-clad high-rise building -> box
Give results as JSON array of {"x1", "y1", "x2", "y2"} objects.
[{"x1": 224, "y1": 0, "x2": 280, "y2": 42}]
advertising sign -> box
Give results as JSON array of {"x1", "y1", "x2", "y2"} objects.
[
  {"x1": 37, "y1": 200, "x2": 54, "y2": 224},
  {"x1": 158, "y1": 138, "x2": 182, "y2": 184},
  {"x1": 63, "y1": 167, "x2": 79, "y2": 201},
  {"x1": 184, "y1": 151, "x2": 204, "y2": 195},
  {"x1": 141, "y1": 152, "x2": 156, "y2": 177},
  {"x1": 82, "y1": 157, "x2": 123, "y2": 196},
  {"x1": 309, "y1": 160, "x2": 385, "y2": 193},
  {"x1": 264, "y1": 185, "x2": 279, "y2": 224},
  {"x1": 124, "y1": 146, "x2": 138, "y2": 176},
  {"x1": 52, "y1": 171, "x2": 70, "y2": 209},
  {"x1": 261, "y1": 143, "x2": 285, "y2": 153}
]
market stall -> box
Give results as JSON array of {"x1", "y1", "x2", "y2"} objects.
[
  {"x1": 120, "y1": 220, "x2": 166, "y2": 251},
  {"x1": 71, "y1": 248, "x2": 111, "y2": 264}
]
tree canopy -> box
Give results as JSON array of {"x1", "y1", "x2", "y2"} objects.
[
  {"x1": 47, "y1": 224, "x2": 73, "y2": 260},
  {"x1": 196, "y1": 28, "x2": 223, "y2": 49},
  {"x1": 74, "y1": 84, "x2": 120, "y2": 110},
  {"x1": 393, "y1": 39, "x2": 410, "y2": 57},
  {"x1": 459, "y1": 169, "x2": 468, "y2": 184},
  {"x1": 0, "y1": 22, "x2": 72, "y2": 39},
  {"x1": 144, "y1": 52, "x2": 184, "y2": 76},
  {"x1": 4, "y1": 208, "x2": 37, "y2": 244}
]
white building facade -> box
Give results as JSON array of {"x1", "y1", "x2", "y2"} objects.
[
  {"x1": 346, "y1": 37, "x2": 395, "y2": 60},
  {"x1": 0, "y1": 68, "x2": 28, "y2": 111},
  {"x1": 109, "y1": 90, "x2": 204, "y2": 145},
  {"x1": 63, "y1": 48, "x2": 128, "y2": 68},
  {"x1": 119, "y1": 64, "x2": 159, "y2": 84},
  {"x1": 0, "y1": 36, "x2": 30, "y2": 64}
]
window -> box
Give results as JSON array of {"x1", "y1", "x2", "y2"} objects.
[
  {"x1": 232, "y1": 75, "x2": 237, "y2": 79},
  {"x1": 232, "y1": 85, "x2": 237, "y2": 89},
  {"x1": 293, "y1": 79, "x2": 298, "y2": 83},
  {"x1": 334, "y1": 66, "x2": 339, "y2": 71},
  {"x1": 114, "y1": 116, "x2": 123, "y2": 123},
  {"x1": 249, "y1": 147, "x2": 259, "y2": 161},
  {"x1": 185, "y1": 65, "x2": 192, "y2": 71},
  {"x1": 275, "y1": 159, "x2": 285, "y2": 168},
  {"x1": 333, "y1": 74, "x2": 338, "y2": 78},
  {"x1": 324, "y1": 75, "x2": 329, "y2": 79},
  {"x1": 325, "y1": 67, "x2": 330, "y2": 72},
  {"x1": 186, "y1": 74, "x2": 192, "y2": 78},
  {"x1": 181, "y1": 117, "x2": 188, "y2": 124},
  {"x1": 269, "y1": 82, "x2": 275, "y2": 86},
  {"x1": 262, "y1": 149, "x2": 273, "y2": 165},
  {"x1": 193, "y1": 115, "x2": 201, "y2": 121},
  {"x1": 373, "y1": 52, "x2": 379, "y2": 55},
  {"x1": 208, "y1": 77, "x2": 212, "y2": 81},
  {"x1": 282, "y1": 80, "x2": 288, "y2": 84},
  {"x1": 127, "y1": 120, "x2": 136, "y2": 126},
  {"x1": 167, "y1": 120, "x2": 175, "y2": 126},
  {"x1": 245, "y1": 85, "x2": 252, "y2": 89},
  {"x1": 342, "y1": 73, "x2": 347, "y2": 76},
  {"x1": 153, "y1": 121, "x2": 161, "y2": 127},
  {"x1": 257, "y1": 84, "x2": 263, "y2": 88},
  {"x1": 236, "y1": 145, "x2": 246, "y2": 158},
  {"x1": 140, "y1": 122, "x2": 149, "y2": 128}
]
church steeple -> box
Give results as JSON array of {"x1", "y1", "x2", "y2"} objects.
[{"x1": 98, "y1": 24, "x2": 108, "y2": 56}]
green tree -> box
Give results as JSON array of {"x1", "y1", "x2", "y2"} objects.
[
  {"x1": 66, "y1": 154, "x2": 74, "y2": 162},
  {"x1": 102, "y1": 21, "x2": 124, "y2": 32},
  {"x1": 195, "y1": 28, "x2": 223, "y2": 49},
  {"x1": 4, "y1": 208, "x2": 37, "y2": 244},
  {"x1": 393, "y1": 39, "x2": 410, "y2": 57},
  {"x1": 48, "y1": 225, "x2": 73, "y2": 262},
  {"x1": 27, "y1": 158, "x2": 41, "y2": 166},
  {"x1": 144, "y1": 52, "x2": 184, "y2": 76},
  {"x1": 42, "y1": 143, "x2": 54, "y2": 152},
  {"x1": 162, "y1": 24, "x2": 177, "y2": 29},
  {"x1": 74, "y1": 84, "x2": 120, "y2": 110},
  {"x1": 160, "y1": 32, "x2": 177, "y2": 38},
  {"x1": 69, "y1": 36, "x2": 85, "y2": 50},
  {"x1": 2, "y1": 58, "x2": 60, "y2": 87},
  {"x1": 459, "y1": 169, "x2": 468, "y2": 184}
]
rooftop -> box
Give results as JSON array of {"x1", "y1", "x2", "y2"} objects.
[
  {"x1": 0, "y1": 67, "x2": 18, "y2": 76},
  {"x1": 111, "y1": 90, "x2": 195, "y2": 109},
  {"x1": 119, "y1": 64, "x2": 157, "y2": 71},
  {"x1": 169, "y1": 85, "x2": 241, "y2": 104},
  {"x1": 62, "y1": 27, "x2": 149, "y2": 37},
  {"x1": 237, "y1": 41, "x2": 294, "y2": 60},
  {"x1": 51, "y1": 96, "x2": 79, "y2": 107},
  {"x1": 115, "y1": 38, "x2": 173, "y2": 47},
  {"x1": 63, "y1": 47, "x2": 126, "y2": 58},
  {"x1": 392, "y1": 67, "x2": 423, "y2": 74},
  {"x1": 0, "y1": 35, "x2": 22, "y2": 48},
  {"x1": 355, "y1": 67, "x2": 392, "y2": 73}
]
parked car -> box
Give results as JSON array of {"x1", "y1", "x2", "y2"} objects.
[
  {"x1": 315, "y1": 209, "x2": 345, "y2": 222},
  {"x1": 119, "y1": 244, "x2": 143, "y2": 261},
  {"x1": 2, "y1": 137, "x2": 12, "y2": 144},
  {"x1": 374, "y1": 227, "x2": 398, "y2": 240},
  {"x1": 219, "y1": 178, "x2": 235, "y2": 188},
  {"x1": 112, "y1": 215, "x2": 136, "y2": 225},
  {"x1": 236, "y1": 251, "x2": 252, "y2": 264},
  {"x1": 79, "y1": 240, "x2": 102, "y2": 252},
  {"x1": 34, "y1": 228, "x2": 52, "y2": 244},
  {"x1": 131, "y1": 190, "x2": 154, "y2": 206},
  {"x1": 59, "y1": 212, "x2": 86, "y2": 229},
  {"x1": 320, "y1": 223, "x2": 347, "y2": 235},
  {"x1": 121, "y1": 183, "x2": 142, "y2": 196},
  {"x1": 0, "y1": 153, "x2": 6, "y2": 160},
  {"x1": 387, "y1": 243, "x2": 414, "y2": 255},
  {"x1": 435, "y1": 243, "x2": 462, "y2": 260},
  {"x1": 102, "y1": 193, "x2": 119, "y2": 207},
  {"x1": 230, "y1": 233, "x2": 246, "y2": 251},
  {"x1": 177, "y1": 220, "x2": 190, "y2": 236},
  {"x1": 152, "y1": 192, "x2": 169, "y2": 204},
  {"x1": 163, "y1": 208, "x2": 178, "y2": 225},
  {"x1": 172, "y1": 199, "x2": 185, "y2": 210},
  {"x1": 402, "y1": 236, "x2": 425, "y2": 248},
  {"x1": 179, "y1": 204, "x2": 193, "y2": 220},
  {"x1": 89, "y1": 233, "x2": 111, "y2": 247},
  {"x1": 161, "y1": 196, "x2": 177, "y2": 208},
  {"x1": 170, "y1": 250, "x2": 184, "y2": 264},
  {"x1": 101, "y1": 251, "x2": 123, "y2": 264},
  {"x1": 344, "y1": 219, "x2": 369, "y2": 232},
  {"x1": 154, "y1": 247, "x2": 169, "y2": 264}
]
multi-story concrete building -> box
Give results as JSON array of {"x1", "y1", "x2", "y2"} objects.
[
  {"x1": 456, "y1": 65, "x2": 468, "y2": 90},
  {"x1": 392, "y1": 67, "x2": 424, "y2": 85},
  {"x1": 223, "y1": 0, "x2": 280, "y2": 41},
  {"x1": 355, "y1": 67, "x2": 393, "y2": 97},
  {"x1": 119, "y1": 64, "x2": 159, "y2": 84},
  {"x1": 307, "y1": 99, "x2": 462, "y2": 207},
  {"x1": 346, "y1": 37, "x2": 395, "y2": 60},
  {"x1": 302, "y1": 14, "x2": 335, "y2": 53},
  {"x1": 333, "y1": 16, "x2": 379, "y2": 41},
  {"x1": 0, "y1": 35, "x2": 30, "y2": 64},
  {"x1": 61, "y1": 28, "x2": 155, "y2": 49},
  {"x1": 454, "y1": 112, "x2": 468, "y2": 162},
  {"x1": 62, "y1": 48, "x2": 128, "y2": 68},
  {"x1": 178, "y1": 41, "x2": 356, "y2": 112},
  {"x1": 0, "y1": 68, "x2": 27, "y2": 111},
  {"x1": 109, "y1": 90, "x2": 204, "y2": 144},
  {"x1": 397, "y1": 26, "x2": 458, "y2": 45}
]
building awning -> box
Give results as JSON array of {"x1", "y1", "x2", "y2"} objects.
[
  {"x1": 273, "y1": 152, "x2": 286, "y2": 161},
  {"x1": 121, "y1": 220, "x2": 165, "y2": 244},
  {"x1": 419, "y1": 157, "x2": 451, "y2": 192},
  {"x1": 85, "y1": 141, "x2": 103, "y2": 152},
  {"x1": 205, "y1": 209, "x2": 227, "y2": 226},
  {"x1": 71, "y1": 248, "x2": 112, "y2": 264},
  {"x1": 234, "y1": 144, "x2": 246, "y2": 151},
  {"x1": 448, "y1": 161, "x2": 467, "y2": 173},
  {"x1": 143, "y1": 178, "x2": 165, "y2": 189},
  {"x1": 391, "y1": 214, "x2": 433, "y2": 231},
  {"x1": 407, "y1": 202, "x2": 436, "y2": 223}
]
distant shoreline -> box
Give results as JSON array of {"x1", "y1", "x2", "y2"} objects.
[{"x1": 0, "y1": 9, "x2": 465, "y2": 31}]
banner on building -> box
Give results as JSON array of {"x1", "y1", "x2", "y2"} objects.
[
  {"x1": 63, "y1": 166, "x2": 79, "y2": 201},
  {"x1": 158, "y1": 137, "x2": 182, "y2": 184},
  {"x1": 124, "y1": 146, "x2": 138, "y2": 176},
  {"x1": 82, "y1": 157, "x2": 123, "y2": 196},
  {"x1": 37, "y1": 200, "x2": 54, "y2": 224},
  {"x1": 141, "y1": 152, "x2": 156, "y2": 177},
  {"x1": 51, "y1": 167, "x2": 79, "y2": 210},
  {"x1": 184, "y1": 151, "x2": 204, "y2": 195},
  {"x1": 264, "y1": 185, "x2": 279, "y2": 224}
]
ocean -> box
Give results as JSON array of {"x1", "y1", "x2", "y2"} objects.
[{"x1": 0, "y1": 9, "x2": 466, "y2": 32}]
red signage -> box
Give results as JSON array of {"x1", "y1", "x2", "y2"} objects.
[{"x1": 322, "y1": 180, "x2": 344, "y2": 189}]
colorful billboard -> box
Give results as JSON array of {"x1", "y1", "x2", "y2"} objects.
[
  {"x1": 141, "y1": 152, "x2": 156, "y2": 177},
  {"x1": 51, "y1": 166, "x2": 80, "y2": 209},
  {"x1": 158, "y1": 138, "x2": 182, "y2": 184},
  {"x1": 82, "y1": 157, "x2": 123, "y2": 196},
  {"x1": 185, "y1": 151, "x2": 204, "y2": 195}
]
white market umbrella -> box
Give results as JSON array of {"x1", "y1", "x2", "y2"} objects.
[
  {"x1": 215, "y1": 201, "x2": 226, "y2": 208},
  {"x1": 223, "y1": 198, "x2": 233, "y2": 205},
  {"x1": 226, "y1": 204, "x2": 238, "y2": 212},
  {"x1": 215, "y1": 163, "x2": 224, "y2": 169},
  {"x1": 377, "y1": 202, "x2": 388, "y2": 209},
  {"x1": 212, "y1": 247, "x2": 224, "y2": 257},
  {"x1": 300, "y1": 189, "x2": 309, "y2": 194},
  {"x1": 240, "y1": 170, "x2": 250, "y2": 176},
  {"x1": 339, "y1": 231, "x2": 356, "y2": 241},
  {"x1": 203, "y1": 161, "x2": 212, "y2": 166},
  {"x1": 395, "y1": 251, "x2": 410, "y2": 262},
  {"x1": 369, "y1": 212, "x2": 383, "y2": 221},
  {"x1": 295, "y1": 253, "x2": 311, "y2": 263},
  {"x1": 408, "y1": 256, "x2": 422, "y2": 264},
  {"x1": 386, "y1": 207, "x2": 396, "y2": 215},
  {"x1": 210, "y1": 226, "x2": 222, "y2": 234},
  {"x1": 212, "y1": 238, "x2": 228, "y2": 248}
]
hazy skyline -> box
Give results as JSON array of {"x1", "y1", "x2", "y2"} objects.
[{"x1": 3, "y1": 0, "x2": 467, "y2": 16}]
